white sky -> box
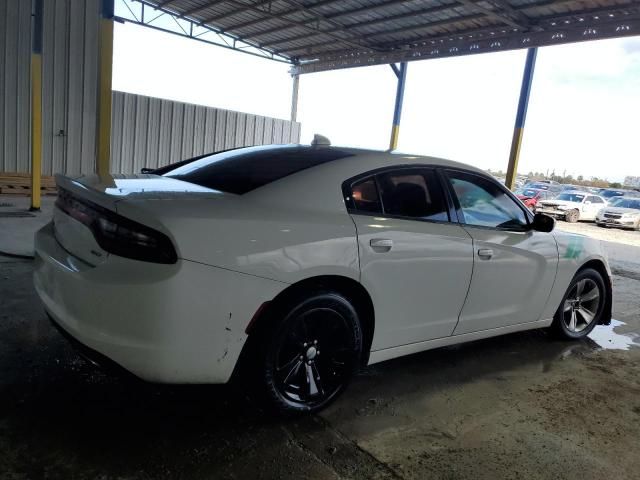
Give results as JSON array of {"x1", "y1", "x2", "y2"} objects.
[{"x1": 112, "y1": 22, "x2": 640, "y2": 182}]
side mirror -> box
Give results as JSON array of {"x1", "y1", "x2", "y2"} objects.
[{"x1": 531, "y1": 213, "x2": 555, "y2": 233}]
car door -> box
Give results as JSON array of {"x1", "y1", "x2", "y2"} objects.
[
  {"x1": 443, "y1": 169, "x2": 558, "y2": 335},
  {"x1": 583, "y1": 196, "x2": 604, "y2": 219},
  {"x1": 345, "y1": 167, "x2": 474, "y2": 350}
]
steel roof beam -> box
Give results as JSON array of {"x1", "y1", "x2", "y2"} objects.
[
  {"x1": 457, "y1": 0, "x2": 529, "y2": 29},
  {"x1": 291, "y1": 11, "x2": 640, "y2": 73},
  {"x1": 181, "y1": 1, "x2": 228, "y2": 18},
  {"x1": 213, "y1": 0, "x2": 372, "y2": 51},
  {"x1": 207, "y1": 0, "x2": 342, "y2": 29},
  {"x1": 281, "y1": 13, "x2": 487, "y2": 55},
  {"x1": 263, "y1": 0, "x2": 579, "y2": 54},
  {"x1": 258, "y1": 1, "x2": 464, "y2": 46}
]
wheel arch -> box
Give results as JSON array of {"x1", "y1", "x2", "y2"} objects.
[
  {"x1": 236, "y1": 275, "x2": 376, "y2": 376},
  {"x1": 577, "y1": 259, "x2": 612, "y2": 325}
]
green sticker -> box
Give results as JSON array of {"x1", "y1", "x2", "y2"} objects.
[{"x1": 564, "y1": 236, "x2": 583, "y2": 259}]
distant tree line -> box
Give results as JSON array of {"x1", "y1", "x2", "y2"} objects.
[{"x1": 487, "y1": 169, "x2": 624, "y2": 189}]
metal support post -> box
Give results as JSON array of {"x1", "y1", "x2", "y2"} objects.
[
  {"x1": 389, "y1": 62, "x2": 407, "y2": 151},
  {"x1": 30, "y1": 0, "x2": 43, "y2": 211},
  {"x1": 291, "y1": 74, "x2": 299, "y2": 123},
  {"x1": 506, "y1": 47, "x2": 537, "y2": 190},
  {"x1": 97, "y1": 0, "x2": 114, "y2": 177}
]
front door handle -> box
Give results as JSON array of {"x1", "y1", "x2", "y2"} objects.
[
  {"x1": 370, "y1": 238, "x2": 393, "y2": 252},
  {"x1": 477, "y1": 248, "x2": 494, "y2": 259}
]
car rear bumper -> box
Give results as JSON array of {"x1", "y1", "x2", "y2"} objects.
[{"x1": 33, "y1": 222, "x2": 285, "y2": 383}]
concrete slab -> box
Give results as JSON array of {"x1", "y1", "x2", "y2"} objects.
[
  {"x1": 0, "y1": 195, "x2": 55, "y2": 257},
  {"x1": 0, "y1": 254, "x2": 639, "y2": 478}
]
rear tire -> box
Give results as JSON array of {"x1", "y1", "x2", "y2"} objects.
[
  {"x1": 565, "y1": 209, "x2": 580, "y2": 223},
  {"x1": 551, "y1": 268, "x2": 606, "y2": 340},
  {"x1": 256, "y1": 291, "x2": 363, "y2": 414}
]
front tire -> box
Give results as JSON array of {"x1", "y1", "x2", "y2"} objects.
[
  {"x1": 258, "y1": 292, "x2": 363, "y2": 414},
  {"x1": 551, "y1": 268, "x2": 606, "y2": 339},
  {"x1": 565, "y1": 209, "x2": 580, "y2": 223}
]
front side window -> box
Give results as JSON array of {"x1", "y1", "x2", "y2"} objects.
[
  {"x1": 377, "y1": 169, "x2": 449, "y2": 221},
  {"x1": 447, "y1": 170, "x2": 528, "y2": 230}
]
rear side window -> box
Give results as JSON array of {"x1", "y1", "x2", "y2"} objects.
[
  {"x1": 377, "y1": 169, "x2": 449, "y2": 222},
  {"x1": 350, "y1": 178, "x2": 382, "y2": 213},
  {"x1": 164, "y1": 145, "x2": 353, "y2": 194}
]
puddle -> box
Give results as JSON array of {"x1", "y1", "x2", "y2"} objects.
[{"x1": 588, "y1": 319, "x2": 639, "y2": 351}]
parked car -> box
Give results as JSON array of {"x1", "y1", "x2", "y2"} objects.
[
  {"x1": 34, "y1": 143, "x2": 612, "y2": 413},
  {"x1": 600, "y1": 189, "x2": 640, "y2": 203},
  {"x1": 595, "y1": 197, "x2": 640, "y2": 230},
  {"x1": 560, "y1": 184, "x2": 580, "y2": 191},
  {"x1": 533, "y1": 191, "x2": 607, "y2": 223},
  {"x1": 526, "y1": 182, "x2": 562, "y2": 195},
  {"x1": 514, "y1": 187, "x2": 553, "y2": 210}
]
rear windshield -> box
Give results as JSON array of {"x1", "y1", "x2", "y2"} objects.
[
  {"x1": 163, "y1": 145, "x2": 353, "y2": 194},
  {"x1": 557, "y1": 193, "x2": 585, "y2": 202}
]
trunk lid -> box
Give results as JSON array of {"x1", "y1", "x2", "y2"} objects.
[{"x1": 53, "y1": 174, "x2": 222, "y2": 265}]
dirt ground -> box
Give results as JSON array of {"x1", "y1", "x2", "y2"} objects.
[
  {"x1": 556, "y1": 220, "x2": 640, "y2": 247},
  {"x1": 1, "y1": 243, "x2": 639, "y2": 479}
]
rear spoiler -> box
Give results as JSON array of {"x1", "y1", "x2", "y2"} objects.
[{"x1": 54, "y1": 174, "x2": 120, "y2": 212}]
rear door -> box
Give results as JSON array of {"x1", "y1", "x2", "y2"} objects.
[
  {"x1": 443, "y1": 169, "x2": 558, "y2": 335},
  {"x1": 346, "y1": 167, "x2": 474, "y2": 350}
]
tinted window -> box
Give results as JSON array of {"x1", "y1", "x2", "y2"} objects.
[
  {"x1": 164, "y1": 145, "x2": 353, "y2": 194},
  {"x1": 350, "y1": 177, "x2": 382, "y2": 214},
  {"x1": 609, "y1": 198, "x2": 640, "y2": 209},
  {"x1": 447, "y1": 170, "x2": 528, "y2": 230},
  {"x1": 601, "y1": 190, "x2": 626, "y2": 199},
  {"x1": 377, "y1": 169, "x2": 449, "y2": 221},
  {"x1": 587, "y1": 196, "x2": 604, "y2": 204},
  {"x1": 557, "y1": 193, "x2": 586, "y2": 202}
]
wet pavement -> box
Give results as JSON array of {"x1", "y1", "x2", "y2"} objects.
[{"x1": 1, "y1": 254, "x2": 639, "y2": 479}]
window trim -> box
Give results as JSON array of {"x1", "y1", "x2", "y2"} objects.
[
  {"x1": 442, "y1": 168, "x2": 534, "y2": 233},
  {"x1": 342, "y1": 165, "x2": 457, "y2": 225}
]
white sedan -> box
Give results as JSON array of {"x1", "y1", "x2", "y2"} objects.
[
  {"x1": 536, "y1": 191, "x2": 607, "y2": 223},
  {"x1": 34, "y1": 142, "x2": 612, "y2": 413}
]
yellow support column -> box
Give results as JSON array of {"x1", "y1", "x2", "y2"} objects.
[
  {"x1": 30, "y1": 0, "x2": 43, "y2": 211},
  {"x1": 506, "y1": 48, "x2": 537, "y2": 190},
  {"x1": 96, "y1": 0, "x2": 114, "y2": 177},
  {"x1": 388, "y1": 62, "x2": 407, "y2": 152}
]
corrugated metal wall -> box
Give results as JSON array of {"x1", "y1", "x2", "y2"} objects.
[
  {"x1": 0, "y1": 0, "x2": 31, "y2": 173},
  {"x1": 110, "y1": 92, "x2": 301, "y2": 173},
  {"x1": 0, "y1": 0, "x2": 301, "y2": 177},
  {"x1": 42, "y1": 0, "x2": 100, "y2": 176}
]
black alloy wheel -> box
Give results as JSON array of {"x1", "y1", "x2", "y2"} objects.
[{"x1": 260, "y1": 292, "x2": 362, "y2": 414}]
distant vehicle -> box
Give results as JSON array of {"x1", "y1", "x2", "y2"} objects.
[
  {"x1": 560, "y1": 184, "x2": 580, "y2": 191},
  {"x1": 595, "y1": 197, "x2": 640, "y2": 230},
  {"x1": 600, "y1": 189, "x2": 640, "y2": 202},
  {"x1": 514, "y1": 188, "x2": 553, "y2": 210},
  {"x1": 526, "y1": 182, "x2": 562, "y2": 195},
  {"x1": 537, "y1": 192, "x2": 606, "y2": 223}
]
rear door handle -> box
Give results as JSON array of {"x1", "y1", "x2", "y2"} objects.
[
  {"x1": 370, "y1": 238, "x2": 393, "y2": 252},
  {"x1": 477, "y1": 248, "x2": 494, "y2": 259}
]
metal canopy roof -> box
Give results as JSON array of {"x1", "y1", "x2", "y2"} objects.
[{"x1": 133, "y1": 0, "x2": 640, "y2": 73}]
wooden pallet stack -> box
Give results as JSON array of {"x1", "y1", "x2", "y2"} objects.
[{"x1": 0, "y1": 173, "x2": 57, "y2": 196}]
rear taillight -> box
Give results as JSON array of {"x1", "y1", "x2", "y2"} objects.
[{"x1": 55, "y1": 188, "x2": 177, "y2": 264}]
